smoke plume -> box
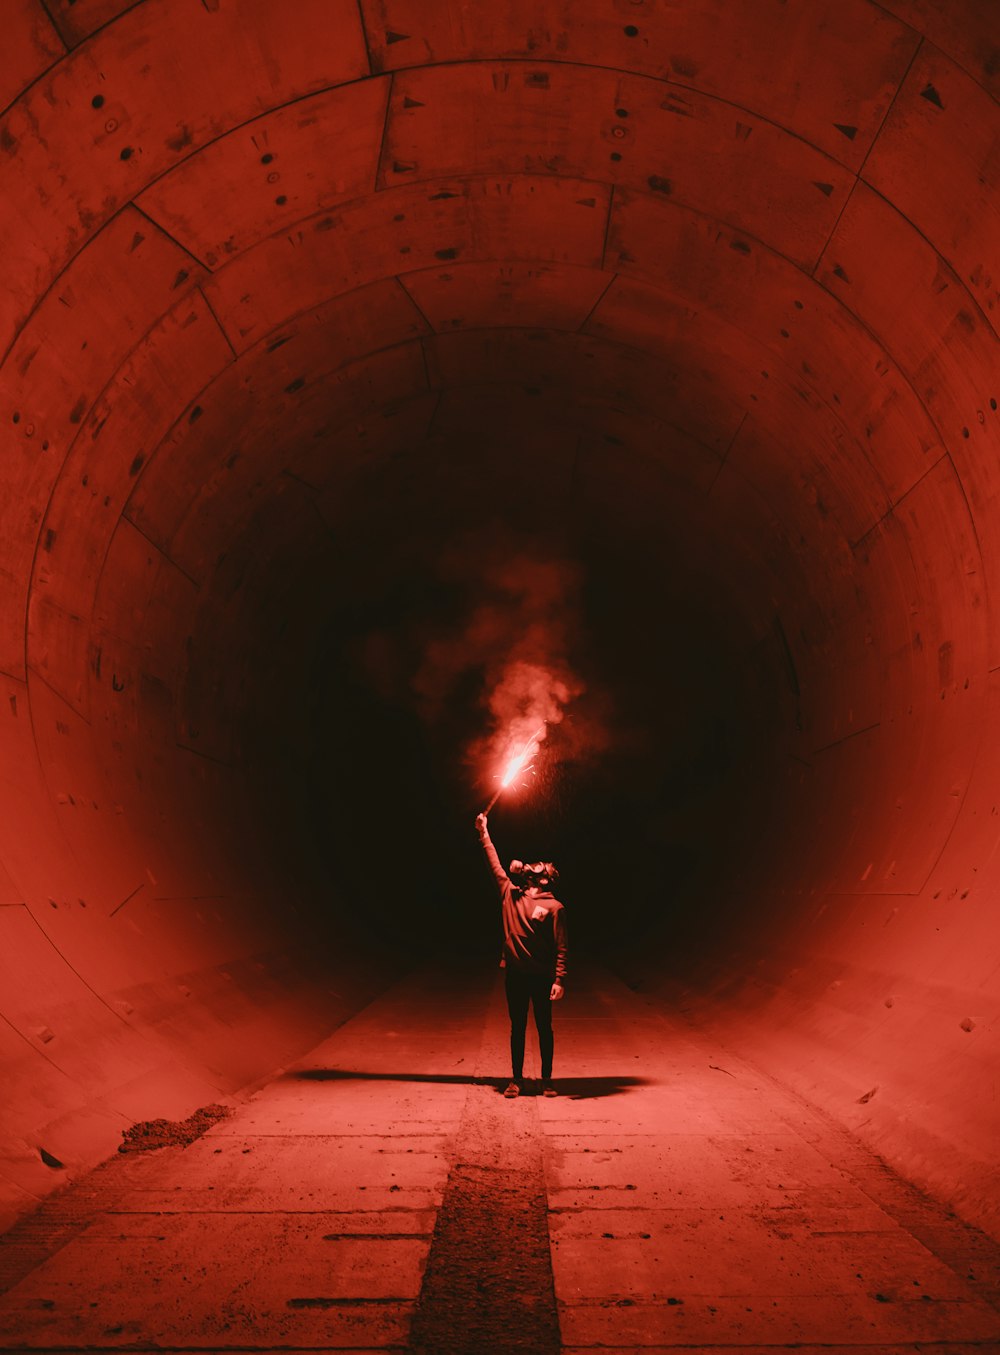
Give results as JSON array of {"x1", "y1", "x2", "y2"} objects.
[{"x1": 411, "y1": 548, "x2": 588, "y2": 789}]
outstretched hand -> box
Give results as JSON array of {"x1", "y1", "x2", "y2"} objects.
[{"x1": 475, "y1": 812, "x2": 488, "y2": 835}]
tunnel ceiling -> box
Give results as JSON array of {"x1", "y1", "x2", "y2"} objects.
[
  {"x1": 2, "y1": 4, "x2": 999, "y2": 882},
  {"x1": 3, "y1": 0, "x2": 997, "y2": 876},
  {"x1": 1, "y1": 0, "x2": 1000, "y2": 1234}
]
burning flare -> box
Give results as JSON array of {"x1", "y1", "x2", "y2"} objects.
[
  {"x1": 483, "y1": 724, "x2": 546, "y2": 815},
  {"x1": 477, "y1": 654, "x2": 583, "y2": 816}
]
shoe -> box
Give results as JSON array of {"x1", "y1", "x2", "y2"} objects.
[
  {"x1": 541, "y1": 1081, "x2": 557, "y2": 1097},
  {"x1": 503, "y1": 1081, "x2": 521, "y2": 1098}
]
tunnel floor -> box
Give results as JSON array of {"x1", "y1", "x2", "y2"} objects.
[{"x1": 1, "y1": 965, "x2": 998, "y2": 1353}]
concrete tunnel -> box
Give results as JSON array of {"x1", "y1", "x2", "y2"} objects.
[{"x1": 1, "y1": 0, "x2": 1000, "y2": 1341}]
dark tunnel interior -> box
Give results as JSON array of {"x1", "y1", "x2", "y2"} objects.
[
  {"x1": 1, "y1": 0, "x2": 998, "y2": 1257},
  {"x1": 258, "y1": 473, "x2": 777, "y2": 959}
]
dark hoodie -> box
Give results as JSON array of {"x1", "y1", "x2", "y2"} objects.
[{"x1": 479, "y1": 827, "x2": 568, "y2": 986}]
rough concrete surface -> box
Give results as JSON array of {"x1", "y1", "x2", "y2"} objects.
[{"x1": 0, "y1": 963, "x2": 998, "y2": 1352}]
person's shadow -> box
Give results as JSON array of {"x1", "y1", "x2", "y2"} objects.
[{"x1": 290, "y1": 1069, "x2": 649, "y2": 1100}]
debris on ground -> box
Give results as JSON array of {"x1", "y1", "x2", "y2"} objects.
[{"x1": 118, "y1": 1103, "x2": 231, "y2": 1153}]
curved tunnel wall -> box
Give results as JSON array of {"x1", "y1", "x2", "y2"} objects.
[{"x1": 1, "y1": 0, "x2": 998, "y2": 1236}]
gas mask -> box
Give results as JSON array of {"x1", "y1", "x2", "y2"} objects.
[{"x1": 508, "y1": 859, "x2": 559, "y2": 888}]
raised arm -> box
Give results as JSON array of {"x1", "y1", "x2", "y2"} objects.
[{"x1": 475, "y1": 813, "x2": 510, "y2": 890}]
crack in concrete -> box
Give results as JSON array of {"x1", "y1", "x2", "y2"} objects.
[
  {"x1": 406, "y1": 985, "x2": 561, "y2": 1354},
  {"x1": 406, "y1": 1086, "x2": 560, "y2": 1355}
]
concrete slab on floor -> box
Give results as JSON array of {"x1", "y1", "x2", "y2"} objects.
[
  {"x1": 540, "y1": 968, "x2": 1000, "y2": 1350},
  {"x1": 0, "y1": 967, "x2": 479, "y2": 1352},
  {"x1": 0, "y1": 961, "x2": 997, "y2": 1352}
]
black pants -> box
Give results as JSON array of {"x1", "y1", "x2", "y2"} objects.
[{"x1": 504, "y1": 969, "x2": 554, "y2": 1081}]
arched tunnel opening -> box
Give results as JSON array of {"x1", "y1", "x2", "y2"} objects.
[{"x1": 1, "y1": 1, "x2": 999, "y2": 1348}]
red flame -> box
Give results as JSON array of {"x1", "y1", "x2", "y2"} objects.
[
  {"x1": 500, "y1": 727, "x2": 544, "y2": 787},
  {"x1": 480, "y1": 658, "x2": 581, "y2": 812}
]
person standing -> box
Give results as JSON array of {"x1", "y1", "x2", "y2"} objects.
[{"x1": 475, "y1": 812, "x2": 567, "y2": 1097}]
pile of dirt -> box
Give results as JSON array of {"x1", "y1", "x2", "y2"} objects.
[{"x1": 118, "y1": 1103, "x2": 231, "y2": 1153}]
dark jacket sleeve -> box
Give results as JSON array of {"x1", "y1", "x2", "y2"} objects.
[
  {"x1": 478, "y1": 828, "x2": 510, "y2": 892},
  {"x1": 554, "y1": 906, "x2": 568, "y2": 986}
]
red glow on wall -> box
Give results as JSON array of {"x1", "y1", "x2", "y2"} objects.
[{"x1": 0, "y1": 0, "x2": 997, "y2": 1279}]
